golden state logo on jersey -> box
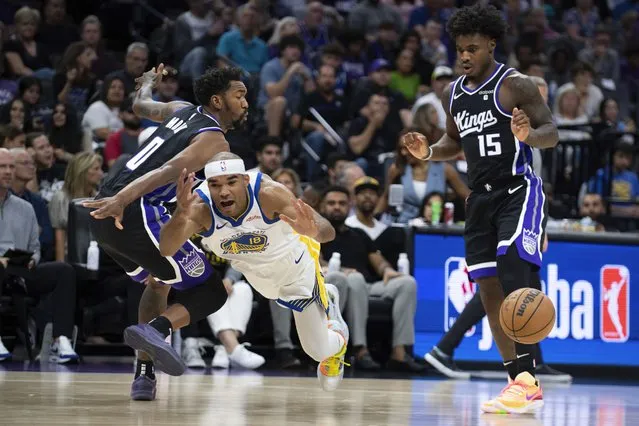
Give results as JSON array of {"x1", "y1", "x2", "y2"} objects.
[{"x1": 220, "y1": 232, "x2": 270, "y2": 255}]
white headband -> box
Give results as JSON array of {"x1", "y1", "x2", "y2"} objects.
[{"x1": 205, "y1": 158, "x2": 246, "y2": 179}]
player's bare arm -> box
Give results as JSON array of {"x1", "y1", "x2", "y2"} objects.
[
  {"x1": 159, "y1": 169, "x2": 212, "y2": 257},
  {"x1": 133, "y1": 64, "x2": 192, "y2": 123},
  {"x1": 500, "y1": 72, "x2": 559, "y2": 149},
  {"x1": 402, "y1": 84, "x2": 463, "y2": 162},
  {"x1": 83, "y1": 131, "x2": 229, "y2": 227},
  {"x1": 259, "y1": 178, "x2": 336, "y2": 243}
]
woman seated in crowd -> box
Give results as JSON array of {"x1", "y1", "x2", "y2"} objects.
[
  {"x1": 0, "y1": 98, "x2": 31, "y2": 132},
  {"x1": 82, "y1": 76, "x2": 125, "y2": 143},
  {"x1": 273, "y1": 168, "x2": 303, "y2": 197},
  {"x1": 3, "y1": 7, "x2": 54, "y2": 79},
  {"x1": 377, "y1": 127, "x2": 469, "y2": 223},
  {"x1": 49, "y1": 152, "x2": 104, "y2": 262},
  {"x1": 48, "y1": 103, "x2": 84, "y2": 163},
  {"x1": 0, "y1": 124, "x2": 26, "y2": 149},
  {"x1": 18, "y1": 76, "x2": 50, "y2": 131},
  {"x1": 54, "y1": 41, "x2": 98, "y2": 120}
]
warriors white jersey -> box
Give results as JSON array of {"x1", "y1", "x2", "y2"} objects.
[{"x1": 195, "y1": 172, "x2": 327, "y2": 308}]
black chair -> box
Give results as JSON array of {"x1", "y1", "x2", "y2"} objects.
[{"x1": 0, "y1": 272, "x2": 36, "y2": 361}]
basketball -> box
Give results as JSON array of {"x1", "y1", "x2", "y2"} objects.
[{"x1": 499, "y1": 288, "x2": 556, "y2": 344}]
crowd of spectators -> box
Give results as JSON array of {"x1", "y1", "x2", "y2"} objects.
[{"x1": 0, "y1": 0, "x2": 638, "y2": 370}]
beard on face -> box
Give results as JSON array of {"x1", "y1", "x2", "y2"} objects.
[
  {"x1": 357, "y1": 199, "x2": 376, "y2": 215},
  {"x1": 325, "y1": 211, "x2": 347, "y2": 227}
]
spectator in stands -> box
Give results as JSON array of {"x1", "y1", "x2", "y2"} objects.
[
  {"x1": 49, "y1": 152, "x2": 103, "y2": 262},
  {"x1": 54, "y1": 41, "x2": 98, "y2": 120},
  {"x1": 421, "y1": 20, "x2": 449, "y2": 67},
  {"x1": 348, "y1": 0, "x2": 404, "y2": 39},
  {"x1": 598, "y1": 98, "x2": 636, "y2": 133},
  {"x1": 203, "y1": 270, "x2": 265, "y2": 370},
  {"x1": 587, "y1": 141, "x2": 639, "y2": 205},
  {"x1": 340, "y1": 31, "x2": 368, "y2": 85},
  {"x1": 299, "y1": 2, "x2": 332, "y2": 61},
  {"x1": 334, "y1": 161, "x2": 366, "y2": 199},
  {"x1": 216, "y1": 5, "x2": 269, "y2": 74},
  {"x1": 319, "y1": 186, "x2": 423, "y2": 372},
  {"x1": 579, "y1": 192, "x2": 617, "y2": 232},
  {"x1": 18, "y1": 77, "x2": 49, "y2": 132},
  {"x1": 557, "y1": 61, "x2": 604, "y2": 120},
  {"x1": 273, "y1": 168, "x2": 303, "y2": 197},
  {"x1": 10, "y1": 148, "x2": 54, "y2": 261},
  {"x1": 409, "y1": 191, "x2": 445, "y2": 226},
  {"x1": 545, "y1": 41, "x2": 576, "y2": 104},
  {"x1": 563, "y1": 0, "x2": 600, "y2": 43},
  {"x1": 0, "y1": 98, "x2": 30, "y2": 132},
  {"x1": 390, "y1": 49, "x2": 423, "y2": 103},
  {"x1": 411, "y1": 65, "x2": 453, "y2": 129},
  {"x1": 294, "y1": 64, "x2": 347, "y2": 180},
  {"x1": 174, "y1": 0, "x2": 221, "y2": 74},
  {"x1": 38, "y1": 0, "x2": 79, "y2": 58},
  {"x1": 412, "y1": 103, "x2": 444, "y2": 143},
  {"x1": 408, "y1": 0, "x2": 454, "y2": 36},
  {"x1": 313, "y1": 43, "x2": 348, "y2": 97},
  {"x1": 105, "y1": 43, "x2": 149, "y2": 96},
  {"x1": 346, "y1": 94, "x2": 394, "y2": 176},
  {"x1": 345, "y1": 177, "x2": 387, "y2": 240},
  {"x1": 267, "y1": 17, "x2": 300, "y2": 58},
  {"x1": 48, "y1": 103, "x2": 83, "y2": 163},
  {"x1": 0, "y1": 125, "x2": 25, "y2": 149},
  {"x1": 399, "y1": 30, "x2": 434, "y2": 85},
  {"x1": 4, "y1": 7, "x2": 53, "y2": 79},
  {"x1": 104, "y1": 97, "x2": 142, "y2": 168},
  {"x1": 0, "y1": 148, "x2": 78, "y2": 363},
  {"x1": 378, "y1": 130, "x2": 469, "y2": 223},
  {"x1": 27, "y1": 132, "x2": 66, "y2": 202},
  {"x1": 367, "y1": 21, "x2": 400, "y2": 64},
  {"x1": 249, "y1": 137, "x2": 283, "y2": 176},
  {"x1": 302, "y1": 152, "x2": 350, "y2": 208},
  {"x1": 259, "y1": 35, "x2": 314, "y2": 138},
  {"x1": 82, "y1": 75, "x2": 125, "y2": 142},
  {"x1": 578, "y1": 25, "x2": 620, "y2": 87},
  {"x1": 553, "y1": 87, "x2": 591, "y2": 141},
  {"x1": 80, "y1": 15, "x2": 120, "y2": 79},
  {"x1": 139, "y1": 66, "x2": 182, "y2": 129}
]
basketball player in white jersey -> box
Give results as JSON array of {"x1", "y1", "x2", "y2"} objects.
[{"x1": 159, "y1": 152, "x2": 349, "y2": 391}]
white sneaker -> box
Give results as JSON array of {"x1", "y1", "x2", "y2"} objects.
[
  {"x1": 0, "y1": 337, "x2": 10, "y2": 361},
  {"x1": 317, "y1": 320, "x2": 348, "y2": 392},
  {"x1": 211, "y1": 345, "x2": 230, "y2": 369},
  {"x1": 229, "y1": 344, "x2": 265, "y2": 369},
  {"x1": 50, "y1": 336, "x2": 79, "y2": 364},
  {"x1": 182, "y1": 338, "x2": 206, "y2": 368}
]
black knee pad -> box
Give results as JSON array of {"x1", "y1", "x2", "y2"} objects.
[
  {"x1": 173, "y1": 273, "x2": 228, "y2": 323},
  {"x1": 497, "y1": 245, "x2": 539, "y2": 296}
]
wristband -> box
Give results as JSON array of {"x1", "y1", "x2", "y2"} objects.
[{"x1": 421, "y1": 146, "x2": 433, "y2": 161}]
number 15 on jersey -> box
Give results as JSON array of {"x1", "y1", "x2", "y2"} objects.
[{"x1": 477, "y1": 133, "x2": 502, "y2": 157}]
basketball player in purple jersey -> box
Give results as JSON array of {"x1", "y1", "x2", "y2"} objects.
[{"x1": 403, "y1": 4, "x2": 558, "y2": 414}]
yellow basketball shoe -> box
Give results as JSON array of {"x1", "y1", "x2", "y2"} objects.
[{"x1": 489, "y1": 372, "x2": 544, "y2": 414}]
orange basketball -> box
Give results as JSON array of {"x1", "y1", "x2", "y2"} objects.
[{"x1": 499, "y1": 288, "x2": 556, "y2": 344}]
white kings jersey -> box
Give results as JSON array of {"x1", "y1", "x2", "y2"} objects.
[{"x1": 194, "y1": 172, "x2": 327, "y2": 309}]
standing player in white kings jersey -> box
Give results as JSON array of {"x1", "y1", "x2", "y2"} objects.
[
  {"x1": 403, "y1": 4, "x2": 559, "y2": 414},
  {"x1": 159, "y1": 152, "x2": 349, "y2": 391}
]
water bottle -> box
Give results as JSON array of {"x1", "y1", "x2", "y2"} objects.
[
  {"x1": 86, "y1": 241, "x2": 100, "y2": 271},
  {"x1": 397, "y1": 253, "x2": 410, "y2": 275},
  {"x1": 328, "y1": 253, "x2": 341, "y2": 273}
]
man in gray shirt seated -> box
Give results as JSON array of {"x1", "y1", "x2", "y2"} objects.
[{"x1": 0, "y1": 148, "x2": 78, "y2": 363}]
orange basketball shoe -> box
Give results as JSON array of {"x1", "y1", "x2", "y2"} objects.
[{"x1": 482, "y1": 372, "x2": 543, "y2": 414}]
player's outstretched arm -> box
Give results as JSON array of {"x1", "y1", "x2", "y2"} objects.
[
  {"x1": 259, "y1": 178, "x2": 336, "y2": 243},
  {"x1": 159, "y1": 169, "x2": 210, "y2": 256},
  {"x1": 504, "y1": 74, "x2": 559, "y2": 149},
  {"x1": 133, "y1": 63, "x2": 192, "y2": 123},
  {"x1": 402, "y1": 84, "x2": 463, "y2": 162}
]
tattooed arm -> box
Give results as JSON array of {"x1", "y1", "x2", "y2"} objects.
[{"x1": 132, "y1": 64, "x2": 192, "y2": 123}]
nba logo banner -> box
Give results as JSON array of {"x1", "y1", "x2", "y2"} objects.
[
  {"x1": 444, "y1": 257, "x2": 476, "y2": 335},
  {"x1": 600, "y1": 265, "x2": 630, "y2": 342}
]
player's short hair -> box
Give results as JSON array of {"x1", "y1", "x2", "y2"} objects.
[
  {"x1": 321, "y1": 185, "x2": 350, "y2": 201},
  {"x1": 193, "y1": 66, "x2": 244, "y2": 106},
  {"x1": 446, "y1": 4, "x2": 507, "y2": 42},
  {"x1": 211, "y1": 151, "x2": 242, "y2": 162}
]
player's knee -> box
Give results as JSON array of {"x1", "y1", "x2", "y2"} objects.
[
  {"x1": 173, "y1": 274, "x2": 228, "y2": 323},
  {"x1": 232, "y1": 281, "x2": 253, "y2": 302}
]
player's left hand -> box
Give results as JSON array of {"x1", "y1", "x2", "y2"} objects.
[
  {"x1": 511, "y1": 107, "x2": 531, "y2": 142},
  {"x1": 82, "y1": 196, "x2": 126, "y2": 230},
  {"x1": 280, "y1": 199, "x2": 319, "y2": 239}
]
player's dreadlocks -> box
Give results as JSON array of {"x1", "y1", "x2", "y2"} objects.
[{"x1": 446, "y1": 4, "x2": 508, "y2": 42}]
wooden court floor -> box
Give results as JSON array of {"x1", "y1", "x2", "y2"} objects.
[{"x1": 0, "y1": 369, "x2": 637, "y2": 425}]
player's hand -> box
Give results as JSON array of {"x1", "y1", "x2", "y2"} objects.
[
  {"x1": 511, "y1": 107, "x2": 531, "y2": 142},
  {"x1": 280, "y1": 199, "x2": 319, "y2": 239},
  {"x1": 383, "y1": 268, "x2": 402, "y2": 284},
  {"x1": 135, "y1": 63, "x2": 167, "y2": 91},
  {"x1": 402, "y1": 131, "x2": 431, "y2": 161},
  {"x1": 0, "y1": 257, "x2": 8, "y2": 268},
  {"x1": 176, "y1": 168, "x2": 197, "y2": 216},
  {"x1": 83, "y1": 196, "x2": 126, "y2": 230}
]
